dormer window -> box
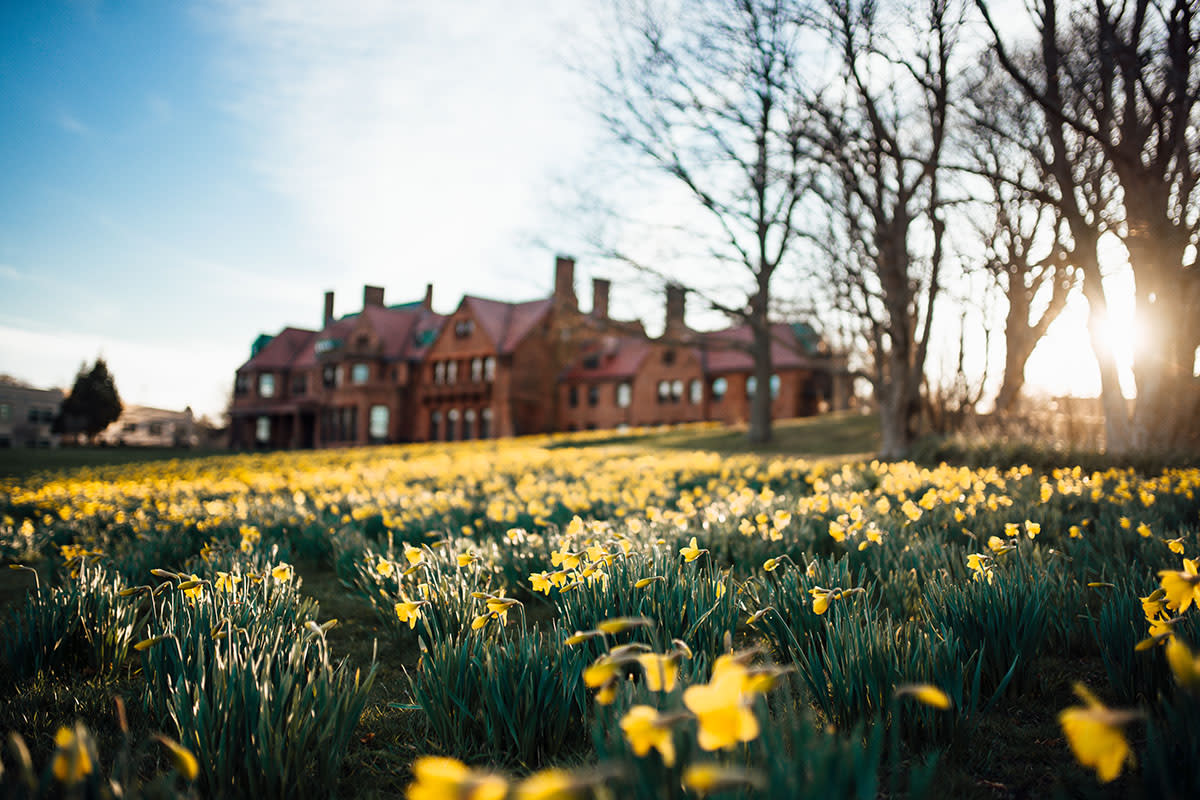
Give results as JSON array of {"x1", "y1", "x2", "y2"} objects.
[
  {"x1": 258, "y1": 373, "x2": 276, "y2": 398},
  {"x1": 582, "y1": 355, "x2": 599, "y2": 370},
  {"x1": 455, "y1": 319, "x2": 474, "y2": 338},
  {"x1": 662, "y1": 349, "x2": 676, "y2": 365}
]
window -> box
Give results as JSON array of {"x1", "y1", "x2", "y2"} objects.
[
  {"x1": 27, "y1": 407, "x2": 39, "y2": 424},
  {"x1": 434, "y1": 362, "x2": 445, "y2": 384},
  {"x1": 323, "y1": 366, "x2": 337, "y2": 388},
  {"x1": 255, "y1": 416, "x2": 270, "y2": 444},
  {"x1": 455, "y1": 319, "x2": 474, "y2": 338},
  {"x1": 657, "y1": 380, "x2": 670, "y2": 404},
  {"x1": 671, "y1": 380, "x2": 684, "y2": 402},
  {"x1": 616, "y1": 382, "x2": 632, "y2": 409},
  {"x1": 235, "y1": 374, "x2": 249, "y2": 397},
  {"x1": 583, "y1": 355, "x2": 600, "y2": 370},
  {"x1": 483, "y1": 356, "x2": 496, "y2": 382},
  {"x1": 471, "y1": 358, "x2": 483, "y2": 382},
  {"x1": 689, "y1": 379, "x2": 702, "y2": 405},
  {"x1": 258, "y1": 373, "x2": 276, "y2": 398},
  {"x1": 369, "y1": 405, "x2": 389, "y2": 442},
  {"x1": 747, "y1": 375, "x2": 781, "y2": 399},
  {"x1": 149, "y1": 422, "x2": 163, "y2": 436},
  {"x1": 662, "y1": 349, "x2": 676, "y2": 365},
  {"x1": 335, "y1": 365, "x2": 344, "y2": 387},
  {"x1": 587, "y1": 385, "x2": 599, "y2": 407},
  {"x1": 351, "y1": 363, "x2": 370, "y2": 385},
  {"x1": 464, "y1": 409, "x2": 476, "y2": 440},
  {"x1": 712, "y1": 377, "x2": 728, "y2": 401},
  {"x1": 0, "y1": 403, "x2": 10, "y2": 422},
  {"x1": 430, "y1": 411, "x2": 441, "y2": 441},
  {"x1": 123, "y1": 422, "x2": 138, "y2": 433},
  {"x1": 446, "y1": 361, "x2": 458, "y2": 384},
  {"x1": 568, "y1": 385, "x2": 579, "y2": 408},
  {"x1": 480, "y1": 407, "x2": 492, "y2": 439},
  {"x1": 447, "y1": 409, "x2": 460, "y2": 441},
  {"x1": 291, "y1": 373, "x2": 307, "y2": 395}
]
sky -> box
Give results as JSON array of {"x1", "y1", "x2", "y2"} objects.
[
  {"x1": 0, "y1": 0, "x2": 1137, "y2": 421},
  {"x1": 0, "y1": 0, "x2": 609, "y2": 419}
]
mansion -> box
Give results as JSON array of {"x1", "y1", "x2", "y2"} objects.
[{"x1": 228, "y1": 257, "x2": 847, "y2": 449}]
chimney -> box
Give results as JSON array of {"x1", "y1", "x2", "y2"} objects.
[
  {"x1": 553, "y1": 255, "x2": 577, "y2": 310},
  {"x1": 664, "y1": 283, "x2": 686, "y2": 338},
  {"x1": 363, "y1": 285, "x2": 385, "y2": 308},
  {"x1": 323, "y1": 291, "x2": 335, "y2": 326},
  {"x1": 591, "y1": 278, "x2": 610, "y2": 321},
  {"x1": 423, "y1": 283, "x2": 433, "y2": 310}
]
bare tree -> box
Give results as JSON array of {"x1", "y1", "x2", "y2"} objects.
[
  {"x1": 959, "y1": 66, "x2": 1077, "y2": 414},
  {"x1": 977, "y1": 0, "x2": 1200, "y2": 452},
  {"x1": 802, "y1": 0, "x2": 962, "y2": 459},
  {"x1": 587, "y1": 0, "x2": 814, "y2": 444}
]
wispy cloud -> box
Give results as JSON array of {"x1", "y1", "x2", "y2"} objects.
[
  {"x1": 57, "y1": 109, "x2": 90, "y2": 135},
  {"x1": 0, "y1": 264, "x2": 22, "y2": 281},
  {"x1": 201, "y1": 0, "x2": 595, "y2": 302}
]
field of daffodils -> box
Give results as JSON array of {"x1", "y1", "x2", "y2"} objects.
[{"x1": 1, "y1": 432, "x2": 1198, "y2": 798}]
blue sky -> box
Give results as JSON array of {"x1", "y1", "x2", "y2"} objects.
[
  {"x1": 0, "y1": 1, "x2": 1137, "y2": 419},
  {"x1": 0, "y1": 0, "x2": 606, "y2": 419}
]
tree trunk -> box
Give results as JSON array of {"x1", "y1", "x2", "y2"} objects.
[{"x1": 747, "y1": 304, "x2": 774, "y2": 445}]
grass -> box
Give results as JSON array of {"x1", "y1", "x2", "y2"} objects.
[{"x1": 0, "y1": 446, "x2": 226, "y2": 479}]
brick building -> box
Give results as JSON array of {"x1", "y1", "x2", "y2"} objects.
[{"x1": 230, "y1": 256, "x2": 844, "y2": 449}]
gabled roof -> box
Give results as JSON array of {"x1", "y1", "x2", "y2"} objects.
[
  {"x1": 701, "y1": 322, "x2": 821, "y2": 373},
  {"x1": 240, "y1": 327, "x2": 317, "y2": 371},
  {"x1": 461, "y1": 296, "x2": 554, "y2": 355},
  {"x1": 562, "y1": 336, "x2": 653, "y2": 380}
]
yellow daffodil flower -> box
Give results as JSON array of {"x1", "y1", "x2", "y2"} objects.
[
  {"x1": 619, "y1": 705, "x2": 676, "y2": 765},
  {"x1": 1058, "y1": 683, "x2": 1138, "y2": 783}
]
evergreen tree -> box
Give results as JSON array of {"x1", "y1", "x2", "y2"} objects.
[{"x1": 58, "y1": 359, "x2": 122, "y2": 442}]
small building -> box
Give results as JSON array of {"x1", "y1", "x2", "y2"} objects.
[
  {"x1": 97, "y1": 405, "x2": 199, "y2": 448},
  {"x1": 0, "y1": 379, "x2": 63, "y2": 448}
]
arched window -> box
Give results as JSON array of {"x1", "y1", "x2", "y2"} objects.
[
  {"x1": 447, "y1": 408, "x2": 460, "y2": 441},
  {"x1": 446, "y1": 361, "x2": 458, "y2": 384},
  {"x1": 746, "y1": 376, "x2": 757, "y2": 397},
  {"x1": 369, "y1": 405, "x2": 389, "y2": 442},
  {"x1": 471, "y1": 358, "x2": 483, "y2": 382},
  {"x1": 430, "y1": 411, "x2": 441, "y2": 442},
  {"x1": 689, "y1": 379, "x2": 702, "y2": 405},
  {"x1": 480, "y1": 407, "x2": 493, "y2": 439},
  {"x1": 617, "y1": 382, "x2": 632, "y2": 408},
  {"x1": 712, "y1": 377, "x2": 727, "y2": 401},
  {"x1": 464, "y1": 409, "x2": 476, "y2": 440},
  {"x1": 657, "y1": 380, "x2": 670, "y2": 403},
  {"x1": 483, "y1": 357, "x2": 496, "y2": 381},
  {"x1": 433, "y1": 362, "x2": 445, "y2": 384},
  {"x1": 671, "y1": 379, "x2": 684, "y2": 402},
  {"x1": 770, "y1": 374, "x2": 781, "y2": 399}
]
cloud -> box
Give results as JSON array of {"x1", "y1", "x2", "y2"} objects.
[
  {"x1": 201, "y1": 0, "x2": 595, "y2": 302},
  {"x1": 57, "y1": 110, "x2": 90, "y2": 135},
  {"x1": 0, "y1": 264, "x2": 21, "y2": 281}
]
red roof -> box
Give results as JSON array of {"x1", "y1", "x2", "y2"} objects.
[
  {"x1": 242, "y1": 305, "x2": 445, "y2": 372},
  {"x1": 462, "y1": 296, "x2": 553, "y2": 355},
  {"x1": 240, "y1": 327, "x2": 317, "y2": 371},
  {"x1": 562, "y1": 336, "x2": 652, "y2": 380},
  {"x1": 702, "y1": 323, "x2": 815, "y2": 373}
]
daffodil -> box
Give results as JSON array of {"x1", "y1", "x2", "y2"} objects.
[
  {"x1": 1058, "y1": 683, "x2": 1138, "y2": 783},
  {"x1": 895, "y1": 683, "x2": 952, "y2": 709},
  {"x1": 529, "y1": 571, "x2": 553, "y2": 594},
  {"x1": 1158, "y1": 558, "x2": 1200, "y2": 612},
  {"x1": 1165, "y1": 636, "x2": 1200, "y2": 691},
  {"x1": 394, "y1": 597, "x2": 424, "y2": 629},
  {"x1": 155, "y1": 735, "x2": 199, "y2": 781},
  {"x1": 619, "y1": 705, "x2": 676, "y2": 765},
  {"x1": 406, "y1": 755, "x2": 507, "y2": 800},
  {"x1": 681, "y1": 763, "x2": 763, "y2": 796},
  {"x1": 514, "y1": 767, "x2": 575, "y2": 800},
  {"x1": 680, "y1": 536, "x2": 707, "y2": 562},
  {"x1": 635, "y1": 653, "x2": 678, "y2": 692},
  {"x1": 51, "y1": 725, "x2": 93, "y2": 785},
  {"x1": 270, "y1": 562, "x2": 294, "y2": 583},
  {"x1": 683, "y1": 660, "x2": 760, "y2": 750}
]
